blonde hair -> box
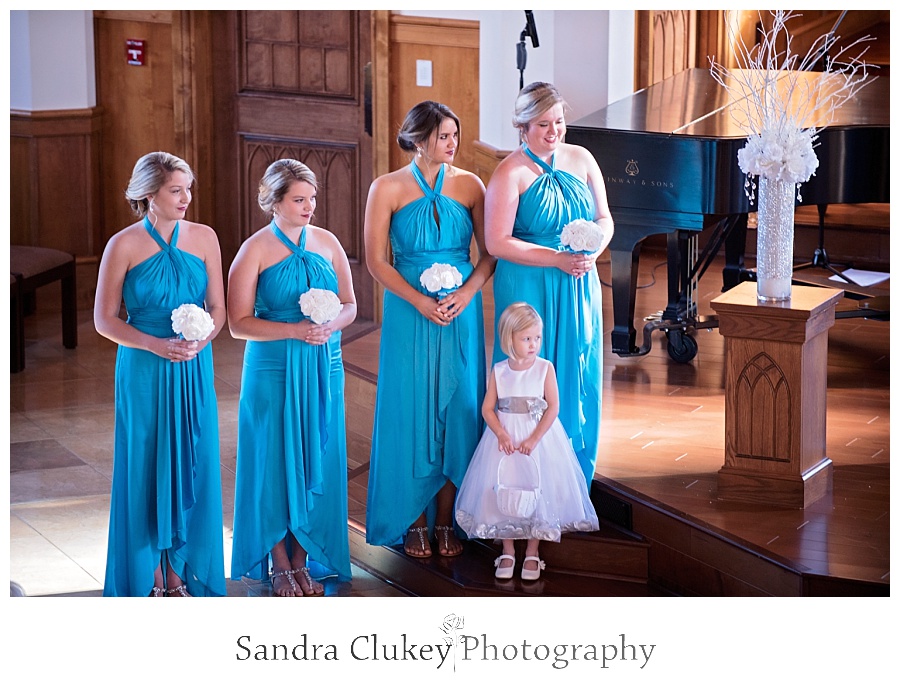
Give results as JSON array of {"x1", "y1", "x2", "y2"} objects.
[
  {"x1": 497, "y1": 302, "x2": 543, "y2": 359},
  {"x1": 512, "y1": 81, "x2": 568, "y2": 141},
  {"x1": 125, "y1": 151, "x2": 194, "y2": 218},
  {"x1": 258, "y1": 159, "x2": 318, "y2": 218}
]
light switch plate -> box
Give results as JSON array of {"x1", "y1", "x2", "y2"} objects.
[{"x1": 416, "y1": 59, "x2": 433, "y2": 87}]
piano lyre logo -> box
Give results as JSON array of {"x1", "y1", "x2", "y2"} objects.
[{"x1": 625, "y1": 160, "x2": 640, "y2": 176}]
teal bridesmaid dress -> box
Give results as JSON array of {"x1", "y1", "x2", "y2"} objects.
[
  {"x1": 491, "y1": 145, "x2": 603, "y2": 487},
  {"x1": 103, "y1": 218, "x2": 225, "y2": 597},
  {"x1": 366, "y1": 162, "x2": 487, "y2": 547},
  {"x1": 231, "y1": 222, "x2": 351, "y2": 583}
]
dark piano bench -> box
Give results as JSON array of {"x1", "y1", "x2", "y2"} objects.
[{"x1": 10, "y1": 245, "x2": 78, "y2": 373}]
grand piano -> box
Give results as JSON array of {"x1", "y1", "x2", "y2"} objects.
[{"x1": 567, "y1": 67, "x2": 890, "y2": 361}]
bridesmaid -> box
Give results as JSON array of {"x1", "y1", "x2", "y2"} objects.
[
  {"x1": 95, "y1": 151, "x2": 227, "y2": 597},
  {"x1": 229, "y1": 159, "x2": 356, "y2": 597},
  {"x1": 365, "y1": 101, "x2": 495, "y2": 558},
  {"x1": 485, "y1": 82, "x2": 614, "y2": 487}
]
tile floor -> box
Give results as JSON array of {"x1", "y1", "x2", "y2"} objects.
[{"x1": 8, "y1": 303, "x2": 408, "y2": 597}]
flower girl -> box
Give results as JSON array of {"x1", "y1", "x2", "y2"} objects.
[{"x1": 455, "y1": 302, "x2": 599, "y2": 581}]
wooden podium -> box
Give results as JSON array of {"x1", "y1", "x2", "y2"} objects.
[{"x1": 710, "y1": 282, "x2": 843, "y2": 508}]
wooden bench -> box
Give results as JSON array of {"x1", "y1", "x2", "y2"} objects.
[{"x1": 10, "y1": 245, "x2": 78, "y2": 373}]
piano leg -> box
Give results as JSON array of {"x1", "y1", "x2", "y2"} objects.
[
  {"x1": 723, "y1": 213, "x2": 749, "y2": 290},
  {"x1": 609, "y1": 237, "x2": 643, "y2": 356},
  {"x1": 663, "y1": 231, "x2": 695, "y2": 324}
]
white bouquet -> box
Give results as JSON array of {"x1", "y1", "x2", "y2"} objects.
[
  {"x1": 560, "y1": 219, "x2": 605, "y2": 253},
  {"x1": 171, "y1": 303, "x2": 215, "y2": 341},
  {"x1": 737, "y1": 126, "x2": 819, "y2": 186},
  {"x1": 419, "y1": 262, "x2": 463, "y2": 297},
  {"x1": 299, "y1": 288, "x2": 342, "y2": 324}
]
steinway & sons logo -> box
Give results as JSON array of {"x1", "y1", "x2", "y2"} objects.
[{"x1": 606, "y1": 159, "x2": 675, "y2": 189}]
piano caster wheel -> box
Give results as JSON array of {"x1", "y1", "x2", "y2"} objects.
[{"x1": 666, "y1": 331, "x2": 698, "y2": 364}]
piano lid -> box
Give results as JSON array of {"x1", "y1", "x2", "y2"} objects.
[
  {"x1": 571, "y1": 68, "x2": 889, "y2": 138},
  {"x1": 567, "y1": 68, "x2": 889, "y2": 215}
]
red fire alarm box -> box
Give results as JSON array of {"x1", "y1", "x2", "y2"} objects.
[{"x1": 126, "y1": 39, "x2": 146, "y2": 66}]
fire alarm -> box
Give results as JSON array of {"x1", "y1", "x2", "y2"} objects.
[{"x1": 126, "y1": 39, "x2": 146, "y2": 66}]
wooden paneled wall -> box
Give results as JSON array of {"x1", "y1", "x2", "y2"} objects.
[
  {"x1": 754, "y1": 10, "x2": 889, "y2": 61},
  {"x1": 387, "y1": 15, "x2": 479, "y2": 176},
  {"x1": 635, "y1": 10, "x2": 889, "y2": 92},
  {"x1": 10, "y1": 108, "x2": 103, "y2": 309},
  {"x1": 9, "y1": 108, "x2": 103, "y2": 255},
  {"x1": 471, "y1": 139, "x2": 511, "y2": 187}
]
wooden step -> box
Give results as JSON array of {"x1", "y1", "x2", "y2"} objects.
[
  {"x1": 348, "y1": 523, "x2": 664, "y2": 597},
  {"x1": 537, "y1": 525, "x2": 650, "y2": 583},
  {"x1": 594, "y1": 477, "x2": 890, "y2": 596}
]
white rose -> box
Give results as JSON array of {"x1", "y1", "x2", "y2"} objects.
[
  {"x1": 560, "y1": 219, "x2": 604, "y2": 253},
  {"x1": 299, "y1": 288, "x2": 342, "y2": 324},
  {"x1": 420, "y1": 263, "x2": 463, "y2": 294},
  {"x1": 171, "y1": 303, "x2": 215, "y2": 341}
]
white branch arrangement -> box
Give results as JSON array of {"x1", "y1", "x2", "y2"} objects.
[{"x1": 709, "y1": 10, "x2": 874, "y2": 200}]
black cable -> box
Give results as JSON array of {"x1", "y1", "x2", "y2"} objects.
[{"x1": 595, "y1": 259, "x2": 666, "y2": 290}]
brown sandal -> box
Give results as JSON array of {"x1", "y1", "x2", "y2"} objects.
[
  {"x1": 434, "y1": 525, "x2": 463, "y2": 557},
  {"x1": 404, "y1": 526, "x2": 432, "y2": 558},
  {"x1": 148, "y1": 586, "x2": 165, "y2": 597}
]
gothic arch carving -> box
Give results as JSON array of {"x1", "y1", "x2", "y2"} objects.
[{"x1": 734, "y1": 351, "x2": 792, "y2": 462}]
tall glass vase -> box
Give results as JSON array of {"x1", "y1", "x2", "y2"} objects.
[{"x1": 756, "y1": 176, "x2": 795, "y2": 302}]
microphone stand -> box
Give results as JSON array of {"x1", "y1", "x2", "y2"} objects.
[
  {"x1": 516, "y1": 10, "x2": 539, "y2": 91},
  {"x1": 517, "y1": 30, "x2": 528, "y2": 90},
  {"x1": 792, "y1": 10, "x2": 857, "y2": 285}
]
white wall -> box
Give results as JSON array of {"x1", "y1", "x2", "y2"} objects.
[
  {"x1": 397, "y1": 10, "x2": 635, "y2": 150},
  {"x1": 9, "y1": 10, "x2": 95, "y2": 111},
  {"x1": 7, "y1": 9, "x2": 635, "y2": 137}
]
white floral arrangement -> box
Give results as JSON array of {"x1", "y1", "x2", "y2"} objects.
[
  {"x1": 299, "y1": 287, "x2": 342, "y2": 324},
  {"x1": 560, "y1": 219, "x2": 605, "y2": 253},
  {"x1": 419, "y1": 262, "x2": 463, "y2": 297},
  {"x1": 709, "y1": 10, "x2": 873, "y2": 200},
  {"x1": 736, "y1": 126, "x2": 818, "y2": 186},
  {"x1": 171, "y1": 303, "x2": 215, "y2": 341}
]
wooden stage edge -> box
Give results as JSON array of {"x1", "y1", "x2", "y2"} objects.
[{"x1": 341, "y1": 262, "x2": 889, "y2": 597}]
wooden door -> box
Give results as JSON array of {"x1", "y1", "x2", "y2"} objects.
[
  {"x1": 211, "y1": 10, "x2": 375, "y2": 320},
  {"x1": 94, "y1": 12, "x2": 177, "y2": 243}
]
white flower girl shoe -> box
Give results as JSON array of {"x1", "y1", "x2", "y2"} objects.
[
  {"x1": 520, "y1": 556, "x2": 545, "y2": 581},
  {"x1": 494, "y1": 554, "x2": 516, "y2": 579}
]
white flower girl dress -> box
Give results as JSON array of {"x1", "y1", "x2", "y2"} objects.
[{"x1": 455, "y1": 357, "x2": 599, "y2": 541}]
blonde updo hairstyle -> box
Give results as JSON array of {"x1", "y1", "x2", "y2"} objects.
[
  {"x1": 512, "y1": 81, "x2": 568, "y2": 142},
  {"x1": 497, "y1": 302, "x2": 543, "y2": 360},
  {"x1": 397, "y1": 100, "x2": 461, "y2": 156},
  {"x1": 125, "y1": 151, "x2": 194, "y2": 218},
  {"x1": 258, "y1": 159, "x2": 318, "y2": 218}
]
